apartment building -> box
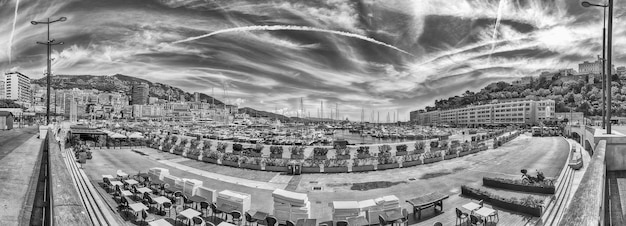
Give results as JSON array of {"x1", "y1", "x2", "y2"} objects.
[{"x1": 411, "y1": 99, "x2": 555, "y2": 126}]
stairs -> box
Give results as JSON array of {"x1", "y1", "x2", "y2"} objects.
[
  {"x1": 60, "y1": 145, "x2": 119, "y2": 226},
  {"x1": 533, "y1": 141, "x2": 577, "y2": 226}
]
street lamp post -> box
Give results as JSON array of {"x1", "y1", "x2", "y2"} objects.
[
  {"x1": 582, "y1": 0, "x2": 612, "y2": 134},
  {"x1": 31, "y1": 17, "x2": 66, "y2": 125}
]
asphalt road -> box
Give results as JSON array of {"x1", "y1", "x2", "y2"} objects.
[
  {"x1": 0, "y1": 127, "x2": 39, "y2": 161},
  {"x1": 83, "y1": 133, "x2": 569, "y2": 225}
]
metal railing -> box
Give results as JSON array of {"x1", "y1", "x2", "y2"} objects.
[{"x1": 29, "y1": 132, "x2": 52, "y2": 226}]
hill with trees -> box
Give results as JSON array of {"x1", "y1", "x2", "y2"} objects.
[{"x1": 424, "y1": 72, "x2": 626, "y2": 116}]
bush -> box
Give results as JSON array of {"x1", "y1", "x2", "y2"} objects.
[
  {"x1": 483, "y1": 177, "x2": 555, "y2": 194},
  {"x1": 336, "y1": 147, "x2": 350, "y2": 156},
  {"x1": 396, "y1": 144, "x2": 407, "y2": 153},
  {"x1": 423, "y1": 151, "x2": 442, "y2": 160},
  {"x1": 325, "y1": 159, "x2": 348, "y2": 167},
  {"x1": 357, "y1": 146, "x2": 370, "y2": 156},
  {"x1": 254, "y1": 144, "x2": 264, "y2": 152},
  {"x1": 223, "y1": 153, "x2": 240, "y2": 162},
  {"x1": 461, "y1": 185, "x2": 544, "y2": 216},
  {"x1": 187, "y1": 148, "x2": 201, "y2": 158},
  {"x1": 313, "y1": 147, "x2": 328, "y2": 157},
  {"x1": 270, "y1": 146, "x2": 283, "y2": 155},
  {"x1": 289, "y1": 146, "x2": 304, "y2": 156},
  {"x1": 353, "y1": 158, "x2": 376, "y2": 167},
  {"x1": 233, "y1": 143, "x2": 243, "y2": 152},
  {"x1": 430, "y1": 141, "x2": 439, "y2": 148},
  {"x1": 206, "y1": 151, "x2": 221, "y2": 160},
  {"x1": 162, "y1": 143, "x2": 173, "y2": 151},
  {"x1": 378, "y1": 154, "x2": 397, "y2": 165},
  {"x1": 172, "y1": 136, "x2": 179, "y2": 144},
  {"x1": 265, "y1": 158, "x2": 288, "y2": 167},
  {"x1": 202, "y1": 140, "x2": 212, "y2": 151},
  {"x1": 379, "y1": 145, "x2": 392, "y2": 153},
  {"x1": 414, "y1": 141, "x2": 425, "y2": 150},
  {"x1": 439, "y1": 140, "x2": 449, "y2": 149},
  {"x1": 404, "y1": 153, "x2": 421, "y2": 162},
  {"x1": 217, "y1": 142, "x2": 227, "y2": 152}
]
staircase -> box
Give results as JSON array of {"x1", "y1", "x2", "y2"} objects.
[{"x1": 533, "y1": 140, "x2": 577, "y2": 226}]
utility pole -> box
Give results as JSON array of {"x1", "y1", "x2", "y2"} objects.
[{"x1": 32, "y1": 17, "x2": 67, "y2": 125}]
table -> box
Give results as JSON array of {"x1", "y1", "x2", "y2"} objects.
[
  {"x1": 137, "y1": 187, "x2": 152, "y2": 194},
  {"x1": 216, "y1": 203, "x2": 237, "y2": 213},
  {"x1": 475, "y1": 207, "x2": 497, "y2": 224},
  {"x1": 110, "y1": 181, "x2": 123, "y2": 188},
  {"x1": 406, "y1": 192, "x2": 449, "y2": 219},
  {"x1": 346, "y1": 216, "x2": 369, "y2": 226},
  {"x1": 250, "y1": 210, "x2": 268, "y2": 221},
  {"x1": 125, "y1": 179, "x2": 139, "y2": 186},
  {"x1": 117, "y1": 171, "x2": 129, "y2": 178},
  {"x1": 295, "y1": 219, "x2": 317, "y2": 226},
  {"x1": 178, "y1": 209, "x2": 202, "y2": 225},
  {"x1": 121, "y1": 190, "x2": 133, "y2": 197},
  {"x1": 381, "y1": 209, "x2": 404, "y2": 222},
  {"x1": 149, "y1": 219, "x2": 173, "y2": 226},
  {"x1": 462, "y1": 202, "x2": 481, "y2": 212},
  {"x1": 153, "y1": 196, "x2": 171, "y2": 214},
  {"x1": 217, "y1": 222, "x2": 236, "y2": 226},
  {"x1": 129, "y1": 203, "x2": 148, "y2": 214}
]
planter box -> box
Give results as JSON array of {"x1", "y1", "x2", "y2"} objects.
[
  {"x1": 430, "y1": 147, "x2": 440, "y2": 152},
  {"x1": 352, "y1": 165, "x2": 375, "y2": 172},
  {"x1": 324, "y1": 166, "x2": 348, "y2": 173},
  {"x1": 291, "y1": 154, "x2": 304, "y2": 159},
  {"x1": 458, "y1": 151, "x2": 472, "y2": 157},
  {"x1": 302, "y1": 167, "x2": 321, "y2": 173},
  {"x1": 201, "y1": 157, "x2": 218, "y2": 164},
  {"x1": 444, "y1": 153, "x2": 458, "y2": 160},
  {"x1": 483, "y1": 177, "x2": 555, "y2": 194},
  {"x1": 335, "y1": 155, "x2": 351, "y2": 160},
  {"x1": 173, "y1": 150, "x2": 184, "y2": 155},
  {"x1": 245, "y1": 152, "x2": 262, "y2": 157},
  {"x1": 377, "y1": 163, "x2": 400, "y2": 170},
  {"x1": 403, "y1": 160, "x2": 422, "y2": 167},
  {"x1": 423, "y1": 157, "x2": 441, "y2": 164},
  {"x1": 187, "y1": 154, "x2": 200, "y2": 160},
  {"x1": 241, "y1": 163, "x2": 262, "y2": 170},
  {"x1": 265, "y1": 165, "x2": 288, "y2": 172},
  {"x1": 356, "y1": 154, "x2": 371, "y2": 159},
  {"x1": 461, "y1": 186, "x2": 542, "y2": 217},
  {"x1": 232, "y1": 150, "x2": 242, "y2": 155},
  {"x1": 222, "y1": 160, "x2": 239, "y2": 167},
  {"x1": 395, "y1": 151, "x2": 408, "y2": 156},
  {"x1": 270, "y1": 154, "x2": 283, "y2": 159},
  {"x1": 313, "y1": 156, "x2": 327, "y2": 160}
]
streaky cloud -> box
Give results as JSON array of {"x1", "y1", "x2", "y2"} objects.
[
  {"x1": 172, "y1": 25, "x2": 415, "y2": 57},
  {"x1": 8, "y1": 0, "x2": 20, "y2": 65}
]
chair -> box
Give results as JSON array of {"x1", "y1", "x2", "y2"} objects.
[
  {"x1": 264, "y1": 216, "x2": 277, "y2": 226},
  {"x1": 141, "y1": 209, "x2": 155, "y2": 225},
  {"x1": 230, "y1": 211, "x2": 242, "y2": 225},
  {"x1": 336, "y1": 220, "x2": 348, "y2": 226},
  {"x1": 470, "y1": 215, "x2": 484, "y2": 226},
  {"x1": 200, "y1": 201, "x2": 210, "y2": 217},
  {"x1": 173, "y1": 191, "x2": 183, "y2": 204},
  {"x1": 183, "y1": 195, "x2": 194, "y2": 209},
  {"x1": 455, "y1": 208, "x2": 469, "y2": 226},
  {"x1": 433, "y1": 222, "x2": 443, "y2": 226},
  {"x1": 143, "y1": 193, "x2": 157, "y2": 212},
  {"x1": 378, "y1": 215, "x2": 389, "y2": 226},
  {"x1": 286, "y1": 220, "x2": 296, "y2": 226},
  {"x1": 118, "y1": 197, "x2": 129, "y2": 218},
  {"x1": 103, "y1": 177, "x2": 111, "y2": 192},
  {"x1": 163, "y1": 184, "x2": 174, "y2": 197},
  {"x1": 245, "y1": 212, "x2": 257, "y2": 226},
  {"x1": 193, "y1": 216, "x2": 206, "y2": 226},
  {"x1": 163, "y1": 202, "x2": 176, "y2": 217},
  {"x1": 211, "y1": 203, "x2": 224, "y2": 219},
  {"x1": 401, "y1": 208, "x2": 409, "y2": 226}
]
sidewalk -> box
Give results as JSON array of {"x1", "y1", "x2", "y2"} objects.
[{"x1": 0, "y1": 135, "x2": 42, "y2": 225}]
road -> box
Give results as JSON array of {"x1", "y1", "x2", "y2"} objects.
[
  {"x1": 0, "y1": 127, "x2": 39, "y2": 161},
  {"x1": 83, "y1": 133, "x2": 569, "y2": 225}
]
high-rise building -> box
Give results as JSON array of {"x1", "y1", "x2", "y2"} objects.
[
  {"x1": 4, "y1": 72, "x2": 31, "y2": 104},
  {"x1": 194, "y1": 92, "x2": 201, "y2": 102},
  {"x1": 131, "y1": 83, "x2": 149, "y2": 105},
  {"x1": 0, "y1": 81, "x2": 5, "y2": 99}
]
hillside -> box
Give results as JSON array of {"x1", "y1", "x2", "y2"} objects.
[
  {"x1": 423, "y1": 72, "x2": 626, "y2": 117},
  {"x1": 238, "y1": 107, "x2": 292, "y2": 122},
  {"x1": 33, "y1": 74, "x2": 224, "y2": 105}
]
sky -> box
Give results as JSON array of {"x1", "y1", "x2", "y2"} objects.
[{"x1": 1, "y1": 0, "x2": 626, "y2": 121}]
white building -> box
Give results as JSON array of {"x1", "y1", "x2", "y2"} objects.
[{"x1": 4, "y1": 72, "x2": 31, "y2": 104}]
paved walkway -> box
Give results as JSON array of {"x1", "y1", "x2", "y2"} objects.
[{"x1": 0, "y1": 128, "x2": 41, "y2": 226}]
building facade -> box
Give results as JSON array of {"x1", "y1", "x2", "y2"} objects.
[
  {"x1": 131, "y1": 83, "x2": 149, "y2": 105},
  {"x1": 4, "y1": 72, "x2": 31, "y2": 104},
  {"x1": 412, "y1": 99, "x2": 556, "y2": 127}
]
